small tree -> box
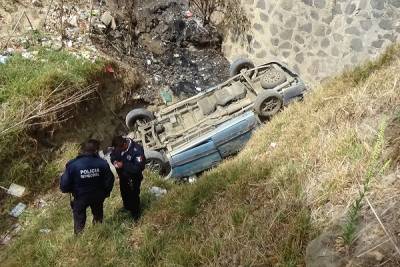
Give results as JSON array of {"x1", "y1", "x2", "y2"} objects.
[
  {"x1": 189, "y1": 0, "x2": 219, "y2": 25},
  {"x1": 189, "y1": 0, "x2": 249, "y2": 38}
]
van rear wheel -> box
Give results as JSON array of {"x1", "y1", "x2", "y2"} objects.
[
  {"x1": 144, "y1": 150, "x2": 170, "y2": 176},
  {"x1": 253, "y1": 91, "x2": 283, "y2": 118}
]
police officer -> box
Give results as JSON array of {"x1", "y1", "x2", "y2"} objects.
[
  {"x1": 110, "y1": 135, "x2": 146, "y2": 220},
  {"x1": 60, "y1": 139, "x2": 114, "y2": 234}
]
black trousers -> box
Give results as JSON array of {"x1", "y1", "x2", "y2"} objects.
[
  {"x1": 119, "y1": 174, "x2": 143, "y2": 219},
  {"x1": 72, "y1": 193, "x2": 105, "y2": 234}
]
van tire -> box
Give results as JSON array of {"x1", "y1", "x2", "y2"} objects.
[
  {"x1": 253, "y1": 91, "x2": 283, "y2": 117},
  {"x1": 144, "y1": 150, "x2": 170, "y2": 176},
  {"x1": 125, "y1": 108, "x2": 155, "y2": 129},
  {"x1": 229, "y1": 58, "x2": 255, "y2": 77},
  {"x1": 260, "y1": 69, "x2": 287, "y2": 89}
]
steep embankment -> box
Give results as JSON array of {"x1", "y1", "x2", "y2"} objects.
[
  {"x1": 223, "y1": 0, "x2": 400, "y2": 84},
  {"x1": 0, "y1": 49, "x2": 138, "y2": 237},
  {"x1": 1, "y1": 45, "x2": 399, "y2": 266}
]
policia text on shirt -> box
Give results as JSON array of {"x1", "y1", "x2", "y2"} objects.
[{"x1": 60, "y1": 139, "x2": 114, "y2": 235}]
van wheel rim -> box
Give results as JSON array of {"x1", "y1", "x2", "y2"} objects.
[
  {"x1": 261, "y1": 97, "x2": 280, "y2": 113},
  {"x1": 146, "y1": 160, "x2": 162, "y2": 172}
]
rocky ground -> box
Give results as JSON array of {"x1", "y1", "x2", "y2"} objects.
[
  {"x1": 0, "y1": 0, "x2": 230, "y2": 103},
  {"x1": 93, "y1": 0, "x2": 230, "y2": 102}
]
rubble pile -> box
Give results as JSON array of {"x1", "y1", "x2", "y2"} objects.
[
  {"x1": 0, "y1": 0, "x2": 100, "y2": 61},
  {"x1": 92, "y1": 0, "x2": 230, "y2": 101},
  {"x1": 1, "y1": 0, "x2": 230, "y2": 101}
]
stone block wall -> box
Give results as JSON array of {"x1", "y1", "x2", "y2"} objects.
[{"x1": 222, "y1": 0, "x2": 400, "y2": 84}]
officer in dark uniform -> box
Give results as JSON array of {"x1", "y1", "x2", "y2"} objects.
[
  {"x1": 60, "y1": 139, "x2": 114, "y2": 234},
  {"x1": 110, "y1": 135, "x2": 146, "y2": 220}
]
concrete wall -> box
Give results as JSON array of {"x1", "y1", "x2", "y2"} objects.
[{"x1": 222, "y1": 0, "x2": 400, "y2": 84}]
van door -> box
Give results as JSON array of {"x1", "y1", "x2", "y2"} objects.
[
  {"x1": 170, "y1": 140, "x2": 222, "y2": 179},
  {"x1": 212, "y1": 112, "x2": 258, "y2": 158}
]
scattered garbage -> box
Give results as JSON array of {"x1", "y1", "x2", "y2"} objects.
[
  {"x1": 185, "y1": 10, "x2": 193, "y2": 18},
  {"x1": 0, "y1": 183, "x2": 26, "y2": 197},
  {"x1": 149, "y1": 186, "x2": 167, "y2": 197},
  {"x1": 39, "y1": 228, "x2": 51, "y2": 234},
  {"x1": 160, "y1": 89, "x2": 173, "y2": 104},
  {"x1": 188, "y1": 176, "x2": 197, "y2": 184},
  {"x1": 0, "y1": 55, "x2": 9, "y2": 64},
  {"x1": 270, "y1": 142, "x2": 277, "y2": 149},
  {"x1": 2, "y1": 0, "x2": 229, "y2": 100},
  {"x1": 21, "y1": 51, "x2": 34, "y2": 60},
  {"x1": 100, "y1": 11, "x2": 116, "y2": 30},
  {"x1": 9, "y1": 203, "x2": 27, "y2": 218},
  {"x1": 105, "y1": 65, "x2": 115, "y2": 74},
  {"x1": 90, "y1": 0, "x2": 230, "y2": 101},
  {"x1": 36, "y1": 198, "x2": 47, "y2": 209}
]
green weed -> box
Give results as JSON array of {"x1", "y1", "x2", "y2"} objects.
[{"x1": 342, "y1": 121, "x2": 390, "y2": 245}]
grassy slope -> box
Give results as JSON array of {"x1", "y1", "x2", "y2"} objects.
[
  {"x1": 1, "y1": 45, "x2": 400, "y2": 266},
  {"x1": 0, "y1": 49, "x2": 104, "y2": 191},
  {"x1": 0, "y1": 49, "x2": 105, "y2": 233}
]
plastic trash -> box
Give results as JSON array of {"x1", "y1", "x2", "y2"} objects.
[
  {"x1": 36, "y1": 199, "x2": 47, "y2": 209},
  {"x1": 39, "y1": 229, "x2": 51, "y2": 234},
  {"x1": 188, "y1": 176, "x2": 197, "y2": 184},
  {"x1": 9, "y1": 203, "x2": 27, "y2": 218},
  {"x1": 0, "y1": 183, "x2": 26, "y2": 197},
  {"x1": 21, "y1": 52, "x2": 34, "y2": 60},
  {"x1": 160, "y1": 89, "x2": 173, "y2": 104},
  {"x1": 105, "y1": 65, "x2": 115, "y2": 73},
  {"x1": 0, "y1": 55, "x2": 9, "y2": 64},
  {"x1": 185, "y1": 11, "x2": 193, "y2": 18},
  {"x1": 149, "y1": 186, "x2": 167, "y2": 197}
]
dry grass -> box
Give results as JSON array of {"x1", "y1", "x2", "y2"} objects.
[
  {"x1": 1, "y1": 45, "x2": 400, "y2": 266},
  {"x1": 131, "y1": 44, "x2": 400, "y2": 266}
]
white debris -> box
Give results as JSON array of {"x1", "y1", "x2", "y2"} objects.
[
  {"x1": 9, "y1": 203, "x2": 27, "y2": 218},
  {"x1": 100, "y1": 11, "x2": 116, "y2": 29},
  {"x1": 39, "y1": 228, "x2": 51, "y2": 234},
  {"x1": 96, "y1": 23, "x2": 107, "y2": 29},
  {"x1": 21, "y1": 52, "x2": 34, "y2": 60},
  {"x1": 146, "y1": 59, "x2": 152, "y2": 65},
  {"x1": 188, "y1": 176, "x2": 197, "y2": 183},
  {"x1": 66, "y1": 40, "x2": 73, "y2": 48},
  {"x1": 270, "y1": 142, "x2": 277, "y2": 149},
  {"x1": 0, "y1": 183, "x2": 26, "y2": 197},
  {"x1": 0, "y1": 55, "x2": 9, "y2": 64},
  {"x1": 68, "y1": 15, "x2": 79, "y2": 28},
  {"x1": 184, "y1": 10, "x2": 193, "y2": 18},
  {"x1": 36, "y1": 198, "x2": 47, "y2": 209},
  {"x1": 149, "y1": 186, "x2": 167, "y2": 197}
]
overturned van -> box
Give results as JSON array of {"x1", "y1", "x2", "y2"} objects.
[{"x1": 126, "y1": 59, "x2": 307, "y2": 178}]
